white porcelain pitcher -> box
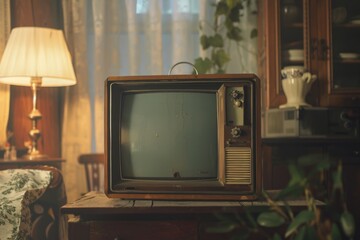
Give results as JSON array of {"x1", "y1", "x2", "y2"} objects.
[
  {"x1": 280, "y1": 72, "x2": 317, "y2": 109},
  {"x1": 281, "y1": 66, "x2": 305, "y2": 79}
]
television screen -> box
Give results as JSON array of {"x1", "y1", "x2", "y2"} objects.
[{"x1": 121, "y1": 92, "x2": 218, "y2": 180}]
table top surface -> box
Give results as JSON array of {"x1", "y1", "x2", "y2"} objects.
[
  {"x1": 61, "y1": 191, "x2": 317, "y2": 216},
  {"x1": 0, "y1": 157, "x2": 64, "y2": 164}
]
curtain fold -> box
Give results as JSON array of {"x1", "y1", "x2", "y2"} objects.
[
  {"x1": 61, "y1": 0, "x2": 92, "y2": 201},
  {"x1": 148, "y1": 1, "x2": 163, "y2": 74},
  {"x1": 61, "y1": 0, "x2": 257, "y2": 201},
  {"x1": 0, "y1": 0, "x2": 11, "y2": 147}
]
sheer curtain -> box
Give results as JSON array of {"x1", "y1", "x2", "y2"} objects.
[
  {"x1": 61, "y1": 0, "x2": 257, "y2": 201},
  {"x1": 0, "y1": 0, "x2": 11, "y2": 147}
]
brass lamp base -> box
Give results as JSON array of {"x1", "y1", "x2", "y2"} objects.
[
  {"x1": 24, "y1": 77, "x2": 47, "y2": 160},
  {"x1": 22, "y1": 152, "x2": 48, "y2": 160}
]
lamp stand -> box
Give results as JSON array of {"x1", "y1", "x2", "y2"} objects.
[{"x1": 24, "y1": 77, "x2": 47, "y2": 160}]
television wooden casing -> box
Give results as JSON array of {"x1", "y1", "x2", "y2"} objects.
[{"x1": 105, "y1": 74, "x2": 262, "y2": 200}]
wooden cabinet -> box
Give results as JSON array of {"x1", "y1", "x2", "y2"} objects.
[
  {"x1": 258, "y1": 0, "x2": 360, "y2": 109},
  {"x1": 257, "y1": 1, "x2": 360, "y2": 238}
]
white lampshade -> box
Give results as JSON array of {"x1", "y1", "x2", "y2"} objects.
[{"x1": 0, "y1": 27, "x2": 76, "y2": 87}]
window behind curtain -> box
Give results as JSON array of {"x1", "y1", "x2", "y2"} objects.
[{"x1": 85, "y1": 0, "x2": 205, "y2": 151}]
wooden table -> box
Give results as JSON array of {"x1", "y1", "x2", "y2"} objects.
[
  {"x1": 61, "y1": 191, "x2": 312, "y2": 240},
  {"x1": 0, "y1": 157, "x2": 64, "y2": 170}
]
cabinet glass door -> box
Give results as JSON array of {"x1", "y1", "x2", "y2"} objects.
[
  {"x1": 331, "y1": 0, "x2": 360, "y2": 90},
  {"x1": 280, "y1": 0, "x2": 305, "y2": 70}
]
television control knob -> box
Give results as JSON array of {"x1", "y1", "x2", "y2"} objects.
[
  {"x1": 231, "y1": 90, "x2": 244, "y2": 100},
  {"x1": 230, "y1": 90, "x2": 244, "y2": 108},
  {"x1": 234, "y1": 100, "x2": 243, "y2": 108},
  {"x1": 231, "y1": 127, "x2": 242, "y2": 138}
]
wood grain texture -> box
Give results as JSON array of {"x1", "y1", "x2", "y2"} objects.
[
  {"x1": 62, "y1": 192, "x2": 314, "y2": 240},
  {"x1": 88, "y1": 221, "x2": 198, "y2": 240}
]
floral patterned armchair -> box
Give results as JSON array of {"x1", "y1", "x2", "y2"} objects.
[{"x1": 0, "y1": 165, "x2": 67, "y2": 240}]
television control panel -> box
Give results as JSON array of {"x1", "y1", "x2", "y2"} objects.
[
  {"x1": 224, "y1": 86, "x2": 252, "y2": 147},
  {"x1": 226, "y1": 87, "x2": 245, "y2": 126}
]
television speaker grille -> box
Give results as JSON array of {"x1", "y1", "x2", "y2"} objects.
[{"x1": 225, "y1": 147, "x2": 252, "y2": 185}]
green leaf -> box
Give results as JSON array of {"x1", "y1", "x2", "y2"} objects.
[
  {"x1": 208, "y1": 34, "x2": 224, "y2": 48},
  {"x1": 226, "y1": 0, "x2": 235, "y2": 9},
  {"x1": 331, "y1": 223, "x2": 342, "y2": 240},
  {"x1": 297, "y1": 154, "x2": 316, "y2": 166},
  {"x1": 206, "y1": 222, "x2": 237, "y2": 233},
  {"x1": 227, "y1": 26, "x2": 242, "y2": 41},
  {"x1": 257, "y1": 212, "x2": 285, "y2": 228},
  {"x1": 340, "y1": 211, "x2": 355, "y2": 238},
  {"x1": 272, "y1": 233, "x2": 282, "y2": 240},
  {"x1": 200, "y1": 35, "x2": 210, "y2": 50},
  {"x1": 293, "y1": 226, "x2": 306, "y2": 240},
  {"x1": 212, "y1": 49, "x2": 230, "y2": 68},
  {"x1": 288, "y1": 163, "x2": 305, "y2": 187},
  {"x1": 285, "y1": 210, "x2": 315, "y2": 238},
  {"x1": 298, "y1": 154, "x2": 331, "y2": 173},
  {"x1": 193, "y1": 57, "x2": 213, "y2": 74},
  {"x1": 332, "y1": 163, "x2": 343, "y2": 192},
  {"x1": 316, "y1": 160, "x2": 331, "y2": 171},
  {"x1": 296, "y1": 225, "x2": 318, "y2": 240},
  {"x1": 225, "y1": 17, "x2": 234, "y2": 30},
  {"x1": 237, "y1": 1, "x2": 244, "y2": 9},
  {"x1": 215, "y1": 1, "x2": 229, "y2": 16},
  {"x1": 297, "y1": 154, "x2": 320, "y2": 166},
  {"x1": 228, "y1": 4, "x2": 242, "y2": 22},
  {"x1": 217, "y1": 68, "x2": 226, "y2": 74},
  {"x1": 250, "y1": 28, "x2": 258, "y2": 38},
  {"x1": 305, "y1": 226, "x2": 316, "y2": 239},
  {"x1": 275, "y1": 182, "x2": 303, "y2": 200}
]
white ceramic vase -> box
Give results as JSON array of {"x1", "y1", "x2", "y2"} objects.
[{"x1": 280, "y1": 72, "x2": 317, "y2": 109}]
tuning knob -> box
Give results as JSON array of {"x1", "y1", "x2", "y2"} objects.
[
  {"x1": 230, "y1": 90, "x2": 244, "y2": 108},
  {"x1": 231, "y1": 127, "x2": 242, "y2": 138}
]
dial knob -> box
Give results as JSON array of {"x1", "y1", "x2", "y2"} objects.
[
  {"x1": 230, "y1": 90, "x2": 244, "y2": 108},
  {"x1": 231, "y1": 127, "x2": 242, "y2": 138},
  {"x1": 230, "y1": 90, "x2": 244, "y2": 100}
]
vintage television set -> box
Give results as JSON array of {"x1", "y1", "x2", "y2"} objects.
[{"x1": 105, "y1": 74, "x2": 262, "y2": 200}]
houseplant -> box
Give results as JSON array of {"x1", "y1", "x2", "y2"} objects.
[
  {"x1": 208, "y1": 154, "x2": 356, "y2": 240},
  {"x1": 193, "y1": 0, "x2": 257, "y2": 74}
]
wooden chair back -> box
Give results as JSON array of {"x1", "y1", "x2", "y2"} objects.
[{"x1": 78, "y1": 153, "x2": 104, "y2": 192}]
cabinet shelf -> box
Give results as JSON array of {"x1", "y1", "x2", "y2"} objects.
[
  {"x1": 334, "y1": 59, "x2": 360, "y2": 64},
  {"x1": 262, "y1": 137, "x2": 360, "y2": 146},
  {"x1": 333, "y1": 23, "x2": 360, "y2": 28},
  {"x1": 282, "y1": 60, "x2": 304, "y2": 65},
  {"x1": 283, "y1": 23, "x2": 303, "y2": 28}
]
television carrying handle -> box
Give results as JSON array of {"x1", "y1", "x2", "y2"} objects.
[{"x1": 168, "y1": 61, "x2": 199, "y2": 75}]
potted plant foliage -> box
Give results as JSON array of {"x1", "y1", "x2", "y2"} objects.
[
  {"x1": 193, "y1": 0, "x2": 257, "y2": 74},
  {"x1": 208, "y1": 154, "x2": 356, "y2": 240}
]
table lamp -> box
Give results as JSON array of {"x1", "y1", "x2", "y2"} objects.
[{"x1": 0, "y1": 27, "x2": 76, "y2": 159}]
